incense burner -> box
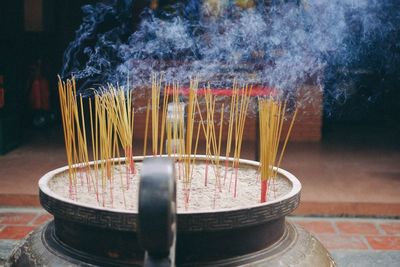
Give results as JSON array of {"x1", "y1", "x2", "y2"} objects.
[{"x1": 8, "y1": 156, "x2": 336, "y2": 266}]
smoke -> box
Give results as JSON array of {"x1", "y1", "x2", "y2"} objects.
[{"x1": 61, "y1": 0, "x2": 399, "y2": 107}]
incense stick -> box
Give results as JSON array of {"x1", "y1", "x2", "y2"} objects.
[
  {"x1": 159, "y1": 84, "x2": 170, "y2": 155},
  {"x1": 151, "y1": 74, "x2": 161, "y2": 156},
  {"x1": 183, "y1": 79, "x2": 198, "y2": 207},
  {"x1": 57, "y1": 75, "x2": 299, "y2": 210},
  {"x1": 258, "y1": 97, "x2": 297, "y2": 203},
  {"x1": 143, "y1": 99, "x2": 151, "y2": 156},
  {"x1": 231, "y1": 84, "x2": 252, "y2": 197}
]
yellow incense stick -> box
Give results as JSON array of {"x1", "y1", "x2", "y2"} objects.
[{"x1": 143, "y1": 99, "x2": 151, "y2": 156}]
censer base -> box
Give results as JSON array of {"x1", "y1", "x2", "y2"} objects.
[{"x1": 7, "y1": 220, "x2": 335, "y2": 267}]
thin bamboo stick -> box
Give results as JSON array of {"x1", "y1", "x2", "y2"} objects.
[
  {"x1": 143, "y1": 99, "x2": 151, "y2": 156},
  {"x1": 151, "y1": 74, "x2": 161, "y2": 156},
  {"x1": 159, "y1": 84, "x2": 170, "y2": 155}
]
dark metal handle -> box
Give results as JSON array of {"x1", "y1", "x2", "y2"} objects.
[{"x1": 138, "y1": 157, "x2": 176, "y2": 267}]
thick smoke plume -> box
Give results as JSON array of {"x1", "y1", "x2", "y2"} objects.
[{"x1": 61, "y1": 0, "x2": 399, "y2": 107}]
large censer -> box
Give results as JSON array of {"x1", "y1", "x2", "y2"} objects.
[{"x1": 7, "y1": 156, "x2": 336, "y2": 267}]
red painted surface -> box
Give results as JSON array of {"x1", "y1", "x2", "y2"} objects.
[
  {"x1": 30, "y1": 77, "x2": 50, "y2": 110},
  {"x1": 165, "y1": 86, "x2": 276, "y2": 96},
  {"x1": 260, "y1": 180, "x2": 267, "y2": 203}
]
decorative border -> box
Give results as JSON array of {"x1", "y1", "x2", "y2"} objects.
[{"x1": 39, "y1": 156, "x2": 301, "y2": 232}]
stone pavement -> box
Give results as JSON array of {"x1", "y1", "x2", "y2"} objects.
[
  {"x1": 0, "y1": 207, "x2": 399, "y2": 266},
  {"x1": 289, "y1": 216, "x2": 400, "y2": 267}
]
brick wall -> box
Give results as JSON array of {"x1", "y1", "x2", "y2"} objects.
[
  {"x1": 285, "y1": 85, "x2": 323, "y2": 142},
  {"x1": 131, "y1": 85, "x2": 323, "y2": 143}
]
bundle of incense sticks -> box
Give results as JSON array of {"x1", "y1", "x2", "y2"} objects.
[
  {"x1": 182, "y1": 79, "x2": 198, "y2": 206},
  {"x1": 198, "y1": 86, "x2": 225, "y2": 190},
  {"x1": 258, "y1": 98, "x2": 298, "y2": 203},
  {"x1": 58, "y1": 75, "x2": 298, "y2": 208},
  {"x1": 229, "y1": 84, "x2": 253, "y2": 198},
  {"x1": 58, "y1": 77, "x2": 135, "y2": 207}
]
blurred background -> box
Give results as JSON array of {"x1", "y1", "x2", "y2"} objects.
[
  {"x1": 0, "y1": 0, "x2": 399, "y2": 148},
  {"x1": 0, "y1": 0, "x2": 399, "y2": 213},
  {"x1": 0, "y1": 1, "x2": 399, "y2": 266}
]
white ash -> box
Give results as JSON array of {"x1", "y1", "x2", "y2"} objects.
[{"x1": 48, "y1": 161, "x2": 291, "y2": 212}]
